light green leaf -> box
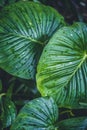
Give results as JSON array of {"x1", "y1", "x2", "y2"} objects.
[
  {"x1": 11, "y1": 97, "x2": 58, "y2": 130},
  {"x1": 0, "y1": 1, "x2": 65, "y2": 79},
  {"x1": 58, "y1": 117, "x2": 87, "y2": 130},
  {"x1": 36, "y1": 22, "x2": 87, "y2": 109},
  {"x1": 0, "y1": 97, "x2": 16, "y2": 128}
]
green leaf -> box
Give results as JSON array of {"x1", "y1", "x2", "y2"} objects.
[
  {"x1": 0, "y1": 1, "x2": 65, "y2": 79},
  {"x1": 11, "y1": 97, "x2": 58, "y2": 130},
  {"x1": 0, "y1": 97, "x2": 16, "y2": 128},
  {"x1": 58, "y1": 117, "x2": 87, "y2": 130},
  {"x1": 36, "y1": 22, "x2": 87, "y2": 109}
]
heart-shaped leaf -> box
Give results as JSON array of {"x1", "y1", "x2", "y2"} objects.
[
  {"x1": 0, "y1": 1, "x2": 65, "y2": 79},
  {"x1": 36, "y1": 22, "x2": 87, "y2": 109},
  {"x1": 11, "y1": 97, "x2": 58, "y2": 130},
  {"x1": 58, "y1": 117, "x2": 87, "y2": 130}
]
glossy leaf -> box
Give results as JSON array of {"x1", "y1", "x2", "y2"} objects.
[
  {"x1": 58, "y1": 117, "x2": 87, "y2": 130},
  {"x1": 0, "y1": 1, "x2": 65, "y2": 79},
  {"x1": 37, "y1": 22, "x2": 87, "y2": 109},
  {"x1": 11, "y1": 97, "x2": 58, "y2": 130},
  {"x1": 0, "y1": 97, "x2": 16, "y2": 128}
]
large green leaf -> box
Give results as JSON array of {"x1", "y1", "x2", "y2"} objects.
[
  {"x1": 11, "y1": 97, "x2": 58, "y2": 130},
  {"x1": 0, "y1": 97, "x2": 16, "y2": 128},
  {"x1": 58, "y1": 117, "x2": 87, "y2": 130},
  {"x1": 36, "y1": 22, "x2": 87, "y2": 109},
  {"x1": 0, "y1": 1, "x2": 65, "y2": 79}
]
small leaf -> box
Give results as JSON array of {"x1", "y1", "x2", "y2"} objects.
[
  {"x1": 0, "y1": 97, "x2": 16, "y2": 128},
  {"x1": 11, "y1": 97, "x2": 58, "y2": 130},
  {"x1": 0, "y1": 1, "x2": 65, "y2": 79},
  {"x1": 58, "y1": 117, "x2": 87, "y2": 130}
]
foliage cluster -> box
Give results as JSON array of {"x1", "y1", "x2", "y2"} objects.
[{"x1": 0, "y1": 0, "x2": 87, "y2": 130}]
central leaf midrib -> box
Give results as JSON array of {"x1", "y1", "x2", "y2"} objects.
[
  {"x1": 7, "y1": 32, "x2": 45, "y2": 45},
  {"x1": 65, "y1": 53, "x2": 87, "y2": 87}
]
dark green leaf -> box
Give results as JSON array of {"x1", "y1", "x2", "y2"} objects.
[
  {"x1": 0, "y1": 97, "x2": 16, "y2": 128},
  {"x1": 0, "y1": 1, "x2": 65, "y2": 79},
  {"x1": 11, "y1": 97, "x2": 58, "y2": 130},
  {"x1": 37, "y1": 22, "x2": 87, "y2": 109},
  {"x1": 58, "y1": 117, "x2": 87, "y2": 130}
]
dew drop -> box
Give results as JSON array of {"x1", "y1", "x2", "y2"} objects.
[
  {"x1": 70, "y1": 34, "x2": 73, "y2": 37},
  {"x1": 15, "y1": 66, "x2": 18, "y2": 69},
  {"x1": 22, "y1": 52, "x2": 25, "y2": 55},
  {"x1": 69, "y1": 62, "x2": 73, "y2": 65},
  {"x1": 36, "y1": 99, "x2": 40, "y2": 102},
  {"x1": 8, "y1": 105, "x2": 11, "y2": 108}
]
